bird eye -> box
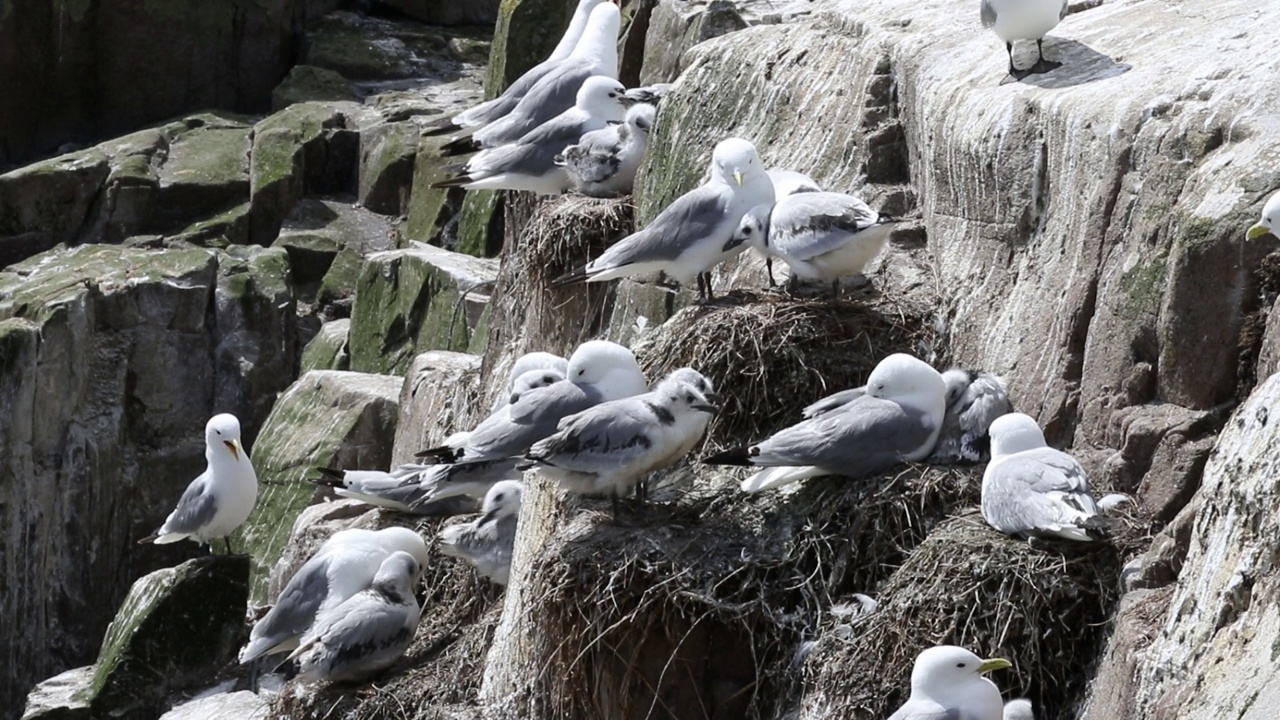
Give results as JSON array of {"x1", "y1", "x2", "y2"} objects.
[
  {"x1": 956, "y1": 663, "x2": 966, "y2": 668},
  {"x1": 685, "y1": 394, "x2": 694, "y2": 402},
  {"x1": 495, "y1": 494, "x2": 504, "y2": 502},
  {"x1": 744, "y1": 227, "x2": 752, "y2": 235},
  {"x1": 216, "y1": 430, "x2": 222, "y2": 435},
  {"x1": 577, "y1": 369, "x2": 585, "y2": 376}
]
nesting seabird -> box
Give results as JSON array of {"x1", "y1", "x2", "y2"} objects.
[
  {"x1": 888, "y1": 645, "x2": 1012, "y2": 720},
  {"x1": 438, "y1": 480, "x2": 523, "y2": 585}
]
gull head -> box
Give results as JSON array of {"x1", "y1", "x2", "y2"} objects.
[
  {"x1": 372, "y1": 526, "x2": 431, "y2": 568},
  {"x1": 509, "y1": 351, "x2": 568, "y2": 386},
  {"x1": 567, "y1": 340, "x2": 646, "y2": 398},
  {"x1": 625, "y1": 103, "x2": 658, "y2": 137},
  {"x1": 1246, "y1": 189, "x2": 1280, "y2": 241},
  {"x1": 909, "y1": 646, "x2": 1011, "y2": 704},
  {"x1": 577, "y1": 76, "x2": 631, "y2": 121},
  {"x1": 374, "y1": 550, "x2": 422, "y2": 589},
  {"x1": 725, "y1": 203, "x2": 773, "y2": 254},
  {"x1": 656, "y1": 374, "x2": 719, "y2": 417},
  {"x1": 664, "y1": 367, "x2": 716, "y2": 402},
  {"x1": 865, "y1": 353, "x2": 947, "y2": 415},
  {"x1": 989, "y1": 412, "x2": 1048, "y2": 458},
  {"x1": 579, "y1": 2, "x2": 622, "y2": 51},
  {"x1": 941, "y1": 368, "x2": 977, "y2": 410},
  {"x1": 510, "y1": 368, "x2": 566, "y2": 404},
  {"x1": 479, "y1": 480, "x2": 524, "y2": 526},
  {"x1": 205, "y1": 413, "x2": 244, "y2": 462},
  {"x1": 709, "y1": 137, "x2": 766, "y2": 190}
]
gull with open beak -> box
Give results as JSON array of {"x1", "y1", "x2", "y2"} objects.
[
  {"x1": 888, "y1": 645, "x2": 1013, "y2": 720},
  {"x1": 138, "y1": 413, "x2": 259, "y2": 555}
]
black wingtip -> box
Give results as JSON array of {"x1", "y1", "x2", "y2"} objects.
[
  {"x1": 136, "y1": 534, "x2": 158, "y2": 545},
  {"x1": 422, "y1": 117, "x2": 461, "y2": 136},
  {"x1": 1079, "y1": 515, "x2": 1116, "y2": 541},
  {"x1": 702, "y1": 447, "x2": 753, "y2": 466},
  {"x1": 430, "y1": 166, "x2": 473, "y2": 190},
  {"x1": 415, "y1": 446, "x2": 460, "y2": 464},
  {"x1": 316, "y1": 467, "x2": 344, "y2": 480},
  {"x1": 441, "y1": 137, "x2": 480, "y2": 157},
  {"x1": 550, "y1": 265, "x2": 590, "y2": 288}
]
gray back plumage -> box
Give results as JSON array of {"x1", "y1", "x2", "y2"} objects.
[
  {"x1": 767, "y1": 192, "x2": 881, "y2": 260},
  {"x1": 464, "y1": 381, "x2": 603, "y2": 459},
  {"x1": 162, "y1": 474, "x2": 217, "y2": 535},
  {"x1": 755, "y1": 396, "x2": 936, "y2": 476},
  {"x1": 596, "y1": 185, "x2": 732, "y2": 267}
]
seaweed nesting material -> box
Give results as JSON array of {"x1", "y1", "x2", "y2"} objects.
[
  {"x1": 635, "y1": 290, "x2": 938, "y2": 448},
  {"x1": 799, "y1": 511, "x2": 1138, "y2": 720},
  {"x1": 506, "y1": 463, "x2": 981, "y2": 720}
]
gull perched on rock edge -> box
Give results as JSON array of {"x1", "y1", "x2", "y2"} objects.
[
  {"x1": 524, "y1": 369, "x2": 718, "y2": 516},
  {"x1": 138, "y1": 413, "x2": 257, "y2": 555},
  {"x1": 438, "y1": 480, "x2": 523, "y2": 585},
  {"x1": 288, "y1": 551, "x2": 423, "y2": 684},
  {"x1": 888, "y1": 646, "x2": 1013, "y2": 720},
  {"x1": 1246, "y1": 189, "x2": 1280, "y2": 240},
  {"x1": 431, "y1": 76, "x2": 632, "y2": 195},
  {"x1": 239, "y1": 527, "x2": 429, "y2": 668},
  {"x1": 417, "y1": 340, "x2": 648, "y2": 464},
  {"x1": 556, "y1": 102, "x2": 656, "y2": 197},
  {"x1": 981, "y1": 412, "x2": 1110, "y2": 541},
  {"x1": 425, "y1": 0, "x2": 611, "y2": 136},
  {"x1": 725, "y1": 190, "x2": 898, "y2": 296},
  {"x1": 552, "y1": 137, "x2": 775, "y2": 301},
  {"x1": 981, "y1": 0, "x2": 1068, "y2": 81},
  {"x1": 705, "y1": 353, "x2": 946, "y2": 493}
]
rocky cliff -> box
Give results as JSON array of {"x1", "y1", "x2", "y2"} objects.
[{"x1": 4, "y1": 0, "x2": 1280, "y2": 718}]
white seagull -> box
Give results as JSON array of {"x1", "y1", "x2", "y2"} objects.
[
  {"x1": 438, "y1": 480, "x2": 524, "y2": 585},
  {"x1": 888, "y1": 646, "x2": 1012, "y2": 720},
  {"x1": 981, "y1": 0, "x2": 1068, "y2": 80},
  {"x1": 1246, "y1": 189, "x2": 1280, "y2": 240}
]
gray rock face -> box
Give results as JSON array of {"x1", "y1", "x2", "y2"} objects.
[
  {"x1": 390, "y1": 351, "x2": 482, "y2": 466},
  {"x1": 20, "y1": 667, "x2": 93, "y2": 720},
  {"x1": 0, "y1": 244, "x2": 296, "y2": 716},
  {"x1": 158, "y1": 691, "x2": 269, "y2": 720},
  {"x1": 377, "y1": 0, "x2": 502, "y2": 26}
]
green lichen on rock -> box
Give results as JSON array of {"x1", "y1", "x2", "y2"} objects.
[
  {"x1": 0, "y1": 148, "x2": 109, "y2": 246},
  {"x1": 403, "y1": 135, "x2": 462, "y2": 245},
  {"x1": 484, "y1": 0, "x2": 573, "y2": 97},
  {"x1": 172, "y1": 202, "x2": 251, "y2": 247},
  {"x1": 318, "y1": 246, "x2": 365, "y2": 310},
  {"x1": 249, "y1": 103, "x2": 346, "y2": 245},
  {"x1": 1118, "y1": 253, "x2": 1168, "y2": 322},
  {"x1": 234, "y1": 370, "x2": 401, "y2": 602},
  {"x1": 84, "y1": 556, "x2": 249, "y2": 718},
  {"x1": 454, "y1": 190, "x2": 504, "y2": 257},
  {"x1": 155, "y1": 122, "x2": 252, "y2": 231},
  {"x1": 301, "y1": 319, "x2": 352, "y2": 372},
  {"x1": 271, "y1": 65, "x2": 358, "y2": 112},
  {"x1": 359, "y1": 120, "x2": 420, "y2": 215},
  {"x1": 348, "y1": 245, "x2": 498, "y2": 375},
  {"x1": 0, "y1": 317, "x2": 37, "y2": 380}
]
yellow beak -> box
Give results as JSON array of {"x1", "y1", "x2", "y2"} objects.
[
  {"x1": 1246, "y1": 223, "x2": 1271, "y2": 240},
  {"x1": 977, "y1": 658, "x2": 1012, "y2": 674},
  {"x1": 223, "y1": 439, "x2": 241, "y2": 462},
  {"x1": 733, "y1": 169, "x2": 744, "y2": 188}
]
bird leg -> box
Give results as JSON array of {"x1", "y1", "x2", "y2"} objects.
[
  {"x1": 695, "y1": 273, "x2": 707, "y2": 301},
  {"x1": 224, "y1": 537, "x2": 235, "y2": 555},
  {"x1": 830, "y1": 279, "x2": 841, "y2": 300},
  {"x1": 611, "y1": 492, "x2": 622, "y2": 521},
  {"x1": 1029, "y1": 38, "x2": 1062, "y2": 75},
  {"x1": 1006, "y1": 41, "x2": 1018, "y2": 77},
  {"x1": 248, "y1": 659, "x2": 260, "y2": 693},
  {"x1": 701, "y1": 272, "x2": 715, "y2": 301},
  {"x1": 765, "y1": 257, "x2": 777, "y2": 288}
]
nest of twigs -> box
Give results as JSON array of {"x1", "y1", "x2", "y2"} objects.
[{"x1": 799, "y1": 511, "x2": 1144, "y2": 720}]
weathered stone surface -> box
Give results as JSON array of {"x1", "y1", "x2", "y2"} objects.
[
  {"x1": 0, "y1": 149, "x2": 109, "y2": 259},
  {"x1": 235, "y1": 370, "x2": 401, "y2": 602},
  {"x1": 158, "y1": 691, "x2": 268, "y2": 720},
  {"x1": 248, "y1": 103, "x2": 352, "y2": 245},
  {"x1": 85, "y1": 556, "x2": 249, "y2": 720},
  {"x1": 271, "y1": 66, "x2": 359, "y2": 112},
  {"x1": 482, "y1": 0, "x2": 575, "y2": 98},
  {"x1": 154, "y1": 117, "x2": 253, "y2": 234},
  {"x1": 359, "y1": 121, "x2": 420, "y2": 216},
  {"x1": 390, "y1": 351, "x2": 482, "y2": 466},
  {"x1": 304, "y1": 12, "x2": 474, "y2": 82},
  {"x1": 451, "y1": 190, "x2": 505, "y2": 258},
  {"x1": 301, "y1": 319, "x2": 353, "y2": 373},
  {"x1": 0, "y1": 0, "x2": 345, "y2": 167},
  {"x1": 348, "y1": 244, "x2": 497, "y2": 375},
  {"x1": 1078, "y1": 586, "x2": 1175, "y2": 720},
  {"x1": 640, "y1": 0, "x2": 747, "y2": 85},
  {"x1": 276, "y1": 198, "x2": 396, "y2": 295},
  {"x1": 19, "y1": 667, "x2": 93, "y2": 720},
  {"x1": 1097, "y1": 403, "x2": 1219, "y2": 522},
  {"x1": 379, "y1": 0, "x2": 502, "y2": 26},
  {"x1": 404, "y1": 135, "x2": 465, "y2": 246},
  {"x1": 0, "y1": 243, "x2": 297, "y2": 715}
]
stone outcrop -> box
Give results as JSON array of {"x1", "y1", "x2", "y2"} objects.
[{"x1": 390, "y1": 350, "x2": 483, "y2": 465}]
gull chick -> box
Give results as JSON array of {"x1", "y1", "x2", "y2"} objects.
[
  {"x1": 438, "y1": 480, "x2": 524, "y2": 585},
  {"x1": 888, "y1": 646, "x2": 1012, "y2": 720},
  {"x1": 138, "y1": 413, "x2": 257, "y2": 554},
  {"x1": 557, "y1": 102, "x2": 656, "y2": 197}
]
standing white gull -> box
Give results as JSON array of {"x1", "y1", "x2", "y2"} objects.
[
  {"x1": 981, "y1": 0, "x2": 1068, "y2": 81},
  {"x1": 138, "y1": 413, "x2": 257, "y2": 554},
  {"x1": 438, "y1": 480, "x2": 523, "y2": 585},
  {"x1": 417, "y1": 340, "x2": 648, "y2": 464},
  {"x1": 981, "y1": 413, "x2": 1109, "y2": 541},
  {"x1": 427, "y1": 0, "x2": 610, "y2": 135},
  {"x1": 725, "y1": 190, "x2": 897, "y2": 294},
  {"x1": 524, "y1": 369, "x2": 717, "y2": 514},
  {"x1": 767, "y1": 169, "x2": 822, "y2": 198},
  {"x1": 289, "y1": 551, "x2": 423, "y2": 684},
  {"x1": 556, "y1": 102, "x2": 656, "y2": 197},
  {"x1": 552, "y1": 137, "x2": 775, "y2": 301},
  {"x1": 1246, "y1": 189, "x2": 1280, "y2": 240},
  {"x1": 705, "y1": 353, "x2": 946, "y2": 493},
  {"x1": 239, "y1": 527, "x2": 429, "y2": 665},
  {"x1": 888, "y1": 646, "x2": 1012, "y2": 720},
  {"x1": 468, "y1": 2, "x2": 621, "y2": 150},
  {"x1": 432, "y1": 76, "x2": 631, "y2": 195}
]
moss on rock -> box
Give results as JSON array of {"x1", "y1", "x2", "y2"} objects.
[
  {"x1": 300, "y1": 319, "x2": 352, "y2": 373},
  {"x1": 271, "y1": 65, "x2": 358, "y2": 112}
]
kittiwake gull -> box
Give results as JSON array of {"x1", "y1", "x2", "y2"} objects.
[
  {"x1": 704, "y1": 353, "x2": 946, "y2": 493},
  {"x1": 509, "y1": 367, "x2": 567, "y2": 404},
  {"x1": 981, "y1": 0, "x2": 1068, "y2": 81},
  {"x1": 623, "y1": 82, "x2": 674, "y2": 105},
  {"x1": 556, "y1": 102, "x2": 655, "y2": 197},
  {"x1": 888, "y1": 646, "x2": 1012, "y2": 720},
  {"x1": 725, "y1": 190, "x2": 896, "y2": 294},
  {"x1": 468, "y1": 2, "x2": 621, "y2": 150},
  {"x1": 432, "y1": 75, "x2": 631, "y2": 195},
  {"x1": 309, "y1": 465, "x2": 478, "y2": 516},
  {"x1": 240, "y1": 527, "x2": 428, "y2": 665},
  {"x1": 1004, "y1": 698, "x2": 1036, "y2": 720},
  {"x1": 492, "y1": 351, "x2": 569, "y2": 413},
  {"x1": 438, "y1": 480, "x2": 523, "y2": 585},
  {"x1": 426, "y1": 0, "x2": 610, "y2": 135},
  {"x1": 289, "y1": 550, "x2": 423, "y2": 683},
  {"x1": 552, "y1": 137, "x2": 775, "y2": 301},
  {"x1": 767, "y1": 169, "x2": 822, "y2": 198},
  {"x1": 409, "y1": 458, "x2": 524, "y2": 508},
  {"x1": 417, "y1": 340, "x2": 648, "y2": 463},
  {"x1": 1247, "y1": 189, "x2": 1280, "y2": 240},
  {"x1": 981, "y1": 412, "x2": 1109, "y2": 541},
  {"x1": 524, "y1": 369, "x2": 717, "y2": 514},
  {"x1": 138, "y1": 413, "x2": 257, "y2": 554}
]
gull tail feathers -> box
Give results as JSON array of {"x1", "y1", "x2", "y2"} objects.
[{"x1": 415, "y1": 446, "x2": 461, "y2": 463}]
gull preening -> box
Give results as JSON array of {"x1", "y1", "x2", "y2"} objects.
[
  {"x1": 981, "y1": 0, "x2": 1068, "y2": 81},
  {"x1": 981, "y1": 413, "x2": 1109, "y2": 541},
  {"x1": 432, "y1": 76, "x2": 632, "y2": 195},
  {"x1": 138, "y1": 413, "x2": 257, "y2": 554},
  {"x1": 418, "y1": 340, "x2": 648, "y2": 464},
  {"x1": 725, "y1": 190, "x2": 896, "y2": 294},
  {"x1": 552, "y1": 137, "x2": 775, "y2": 301},
  {"x1": 289, "y1": 551, "x2": 423, "y2": 684},
  {"x1": 557, "y1": 102, "x2": 656, "y2": 197},
  {"x1": 525, "y1": 369, "x2": 717, "y2": 513},
  {"x1": 887, "y1": 645, "x2": 1012, "y2": 720},
  {"x1": 1247, "y1": 189, "x2": 1280, "y2": 240},
  {"x1": 438, "y1": 480, "x2": 524, "y2": 585},
  {"x1": 239, "y1": 527, "x2": 429, "y2": 665},
  {"x1": 705, "y1": 353, "x2": 947, "y2": 492}
]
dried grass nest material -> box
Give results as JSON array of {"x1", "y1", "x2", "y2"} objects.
[
  {"x1": 511, "y1": 463, "x2": 983, "y2": 720},
  {"x1": 800, "y1": 511, "x2": 1147, "y2": 720},
  {"x1": 635, "y1": 289, "x2": 941, "y2": 449}
]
